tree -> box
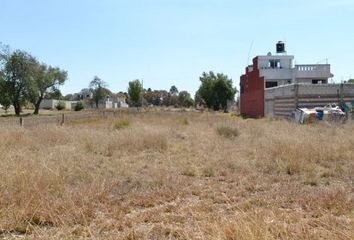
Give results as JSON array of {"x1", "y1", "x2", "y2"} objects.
[
  {"x1": 89, "y1": 76, "x2": 108, "y2": 108},
  {"x1": 348, "y1": 79, "x2": 354, "y2": 83},
  {"x1": 128, "y1": 79, "x2": 143, "y2": 107},
  {"x1": 167, "y1": 85, "x2": 179, "y2": 106},
  {"x1": 143, "y1": 88, "x2": 155, "y2": 106},
  {"x1": 196, "y1": 71, "x2": 237, "y2": 111},
  {"x1": 63, "y1": 93, "x2": 74, "y2": 101},
  {"x1": 0, "y1": 48, "x2": 14, "y2": 113},
  {"x1": 29, "y1": 64, "x2": 67, "y2": 114},
  {"x1": 1, "y1": 50, "x2": 38, "y2": 115},
  {"x1": 178, "y1": 90, "x2": 194, "y2": 107},
  {"x1": 45, "y1": 88, "x2": 62, "y2": 100},
  {"x1": 0, "y1": 45, "x2": 68, "y2": 115},
  {"x1": 169, "y1": 85, "x2": 179, "y2": 96},
  {"x1": 0, "y1": 72, "x2": 11, "y2": 112}
]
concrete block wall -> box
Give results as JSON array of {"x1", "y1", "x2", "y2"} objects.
[
  {"x1": 343, "y1": 84, "x2": 354, "y2": 95},
  {"x1": 265, "y1": 84, "x2": 295, "y2": 100},
  {"x1": 265, "y1": 84, "x2": 295, "y2": 116},
  {"x1": 265, "y1": 83, "x2": 354, "y2": 117},
  {"x1": 298, "y1": 84, "x2": 341, "y2": 96}
]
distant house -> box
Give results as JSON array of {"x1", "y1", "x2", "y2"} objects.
[
  {"x1": 74, "y1": 89, "x2": 128, "y2": 109},
  {"x1": 113, "y1": 92, "x2": 128, "y2": 108},
  {"x1": 73, "y1": 88, "x2": 93, "y2": 101}
]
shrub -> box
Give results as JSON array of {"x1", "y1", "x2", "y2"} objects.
[
  {"x1": 183, "y1": 97, "x2": 194, "y2": 108},
  {"x1": 181, "y1": 168, "x2": 196, "y2": 177},
  {"x1": 202, "y1": 167, "x2": 215, "y2": 177},
  {"x1": 74, "y1": 101, "x2": 84, "y2": 111},
  {"x1": 113, "y1": 119, "x2": 131, "y2": 130},
  {"x1": 180, "y1": 117, "x2": 189, "y2": 125},
  {"x1": 55, "y1": 101, "x2": 66, "y2": 111},
  {"x1": 217, "y1": 125, "x2": 239, "y2": 138}
]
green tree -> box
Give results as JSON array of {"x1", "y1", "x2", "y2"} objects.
[
  {"x1": 63, "y1": 93, "x2": 74, "y2": 101},
  {"x1": 348, "y1": 79, "x2": 354, "y2": 83},
  {"x1": 44, "y1": 88, "x2": 62, "y2": 100},
  {"x1": 169, "y1": 85, "x2": 179, "y2": 96},
  {"x1": 128, "y1": 79, "x2": 143, "y2": 107},
  {"x1": 89, "y1": 76, "x2": 108, "y2": 108},
  {"x1": 168, "y1": 86, "x2": 179, "y2": 106},
  {"x1": 1, "y1": 50, "x2": 38, "y2": 116},
  {"x1": 74, "y1": 101, "x2": 84, "y2": 111},
  {"x1": 178, "y1": 90, "x2": 194, "y2": 107},
  {"x1": 0, "y1": 72, "x2": 12, "y2": 112},
  {"x1": 196, "y1": 71, "x2": 237, "y2": 111},
  {"x1": 29, "y1": 64, "x2": 67, "y2": 114},
  {"x1": 0, "y1": 47, "x2": 14, "y2": 113}
]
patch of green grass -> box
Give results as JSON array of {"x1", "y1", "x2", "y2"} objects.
[
  {"x1": 181, "y1": 168, "x2": 196, "y2": 177},
  {"x1": 68, "y1": 118, "x2": 100, "y2": 125},
  {"x1": 216, "y1": 125, "x2": 239, "y2": 138},
  {"x1": 113, "y1": 118, "x2": 131, "y2": 130},
  {"x1": 202, "y1": 167, "x2": 215, "y2": 177},
  {"x1": 1, "y1": 113, "x2": 32, "y2": 118},
  {"x1": 180, "y1": 117, "x2": 189, "y2": 125}
]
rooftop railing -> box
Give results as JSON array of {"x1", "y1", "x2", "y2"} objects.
[{"x1": 295, "y1": 64, "x2": 330, "y2": 72}]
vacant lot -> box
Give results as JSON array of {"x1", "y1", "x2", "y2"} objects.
[{"x1": 0, "y1": 111, "x2": 353, "y2": 239}]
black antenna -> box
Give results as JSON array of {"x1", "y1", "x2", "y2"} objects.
[{"x1": 247, "y1": 40, "x2": 254, "y2": 66}]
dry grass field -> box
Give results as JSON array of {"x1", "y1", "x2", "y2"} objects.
[{"x1": 0, "y1": 110, "x2": 353, "y2": 239}]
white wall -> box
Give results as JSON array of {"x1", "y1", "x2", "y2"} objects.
[{"x1": 40, "y1": 99, "x2": 77, "y2": 110}]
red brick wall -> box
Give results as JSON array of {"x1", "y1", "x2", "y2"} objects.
[{"x1": 240, "y1": 57, "x2": 265, "y2": 117}]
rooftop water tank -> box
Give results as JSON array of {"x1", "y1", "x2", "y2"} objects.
[{"x1": 276, "y1": 41, "x2": 285, "y2": 53}]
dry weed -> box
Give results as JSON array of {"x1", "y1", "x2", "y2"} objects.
[{"x1": 0, "y1": 111, "x2": 353, "y2": 239}]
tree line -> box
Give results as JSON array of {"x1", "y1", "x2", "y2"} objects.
[
  {"x1": 126, "y1": 81, "x2": 195, "y2": 108},
  {"x1": 63, "y1": 73, "x2": 237, "y2": 111},
  {"x1": 1, "y1": 43, "x2": 238, "y2": 115},
  {"x1": 127, "y1": 71, "x2": 237, "y2": 111}
]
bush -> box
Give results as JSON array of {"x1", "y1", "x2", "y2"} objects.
[
  {"x1": 180, "y1": 117, "x2": 189, "y2": 125},
  {"x1": 55, "y1": 101, "x2": 65, "y2": 111},
  {"x1": 217, "y1": 125, "x2": 239, "y2": 138},
  {"x1": 113, "y1": 119, "x2": 131, "y2": 130},
  {"x1": 183, "y1": 97, "x2": 195, "y2": 108},
  {"x1": 74, "y1": 101, "x2": 84, "y2": 111},
  {"x1": 202, "y1": 167, "x2": 215, "y2": 177}
]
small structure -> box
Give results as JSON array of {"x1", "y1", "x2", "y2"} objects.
[{"x1": 74, "y1": 88, "x2": 93, "y2": 101}]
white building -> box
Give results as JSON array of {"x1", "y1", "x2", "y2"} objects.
[
  {"x1": 239, "y1": 42, "x2": 352, "y2": 118},
  {"x1": 257, "y1": 54, "x2": 333, "y2": 88}
]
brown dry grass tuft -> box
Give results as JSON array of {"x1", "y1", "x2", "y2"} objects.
[{"x1": 0, "y1": 111, "x2": 353, "y2": 239}]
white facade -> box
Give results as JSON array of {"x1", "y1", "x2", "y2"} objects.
[{"x1": 257, "y1": 55, "x2": 333, "y2": 88}]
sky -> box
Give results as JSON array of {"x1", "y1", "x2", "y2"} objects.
[{"x1": 0, "y1": 0, "x2": 353, "y2": 96}]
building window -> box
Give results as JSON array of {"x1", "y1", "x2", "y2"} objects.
[
  {"x1": 312, "y1": 79, "x2": 326, "y2": 84},
  {"x1": 266, "y1": 82, "x2": 278, "y2": 88},
  {"x1": 269, "y1": 59, "x2": 281, "y2": 69}
]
